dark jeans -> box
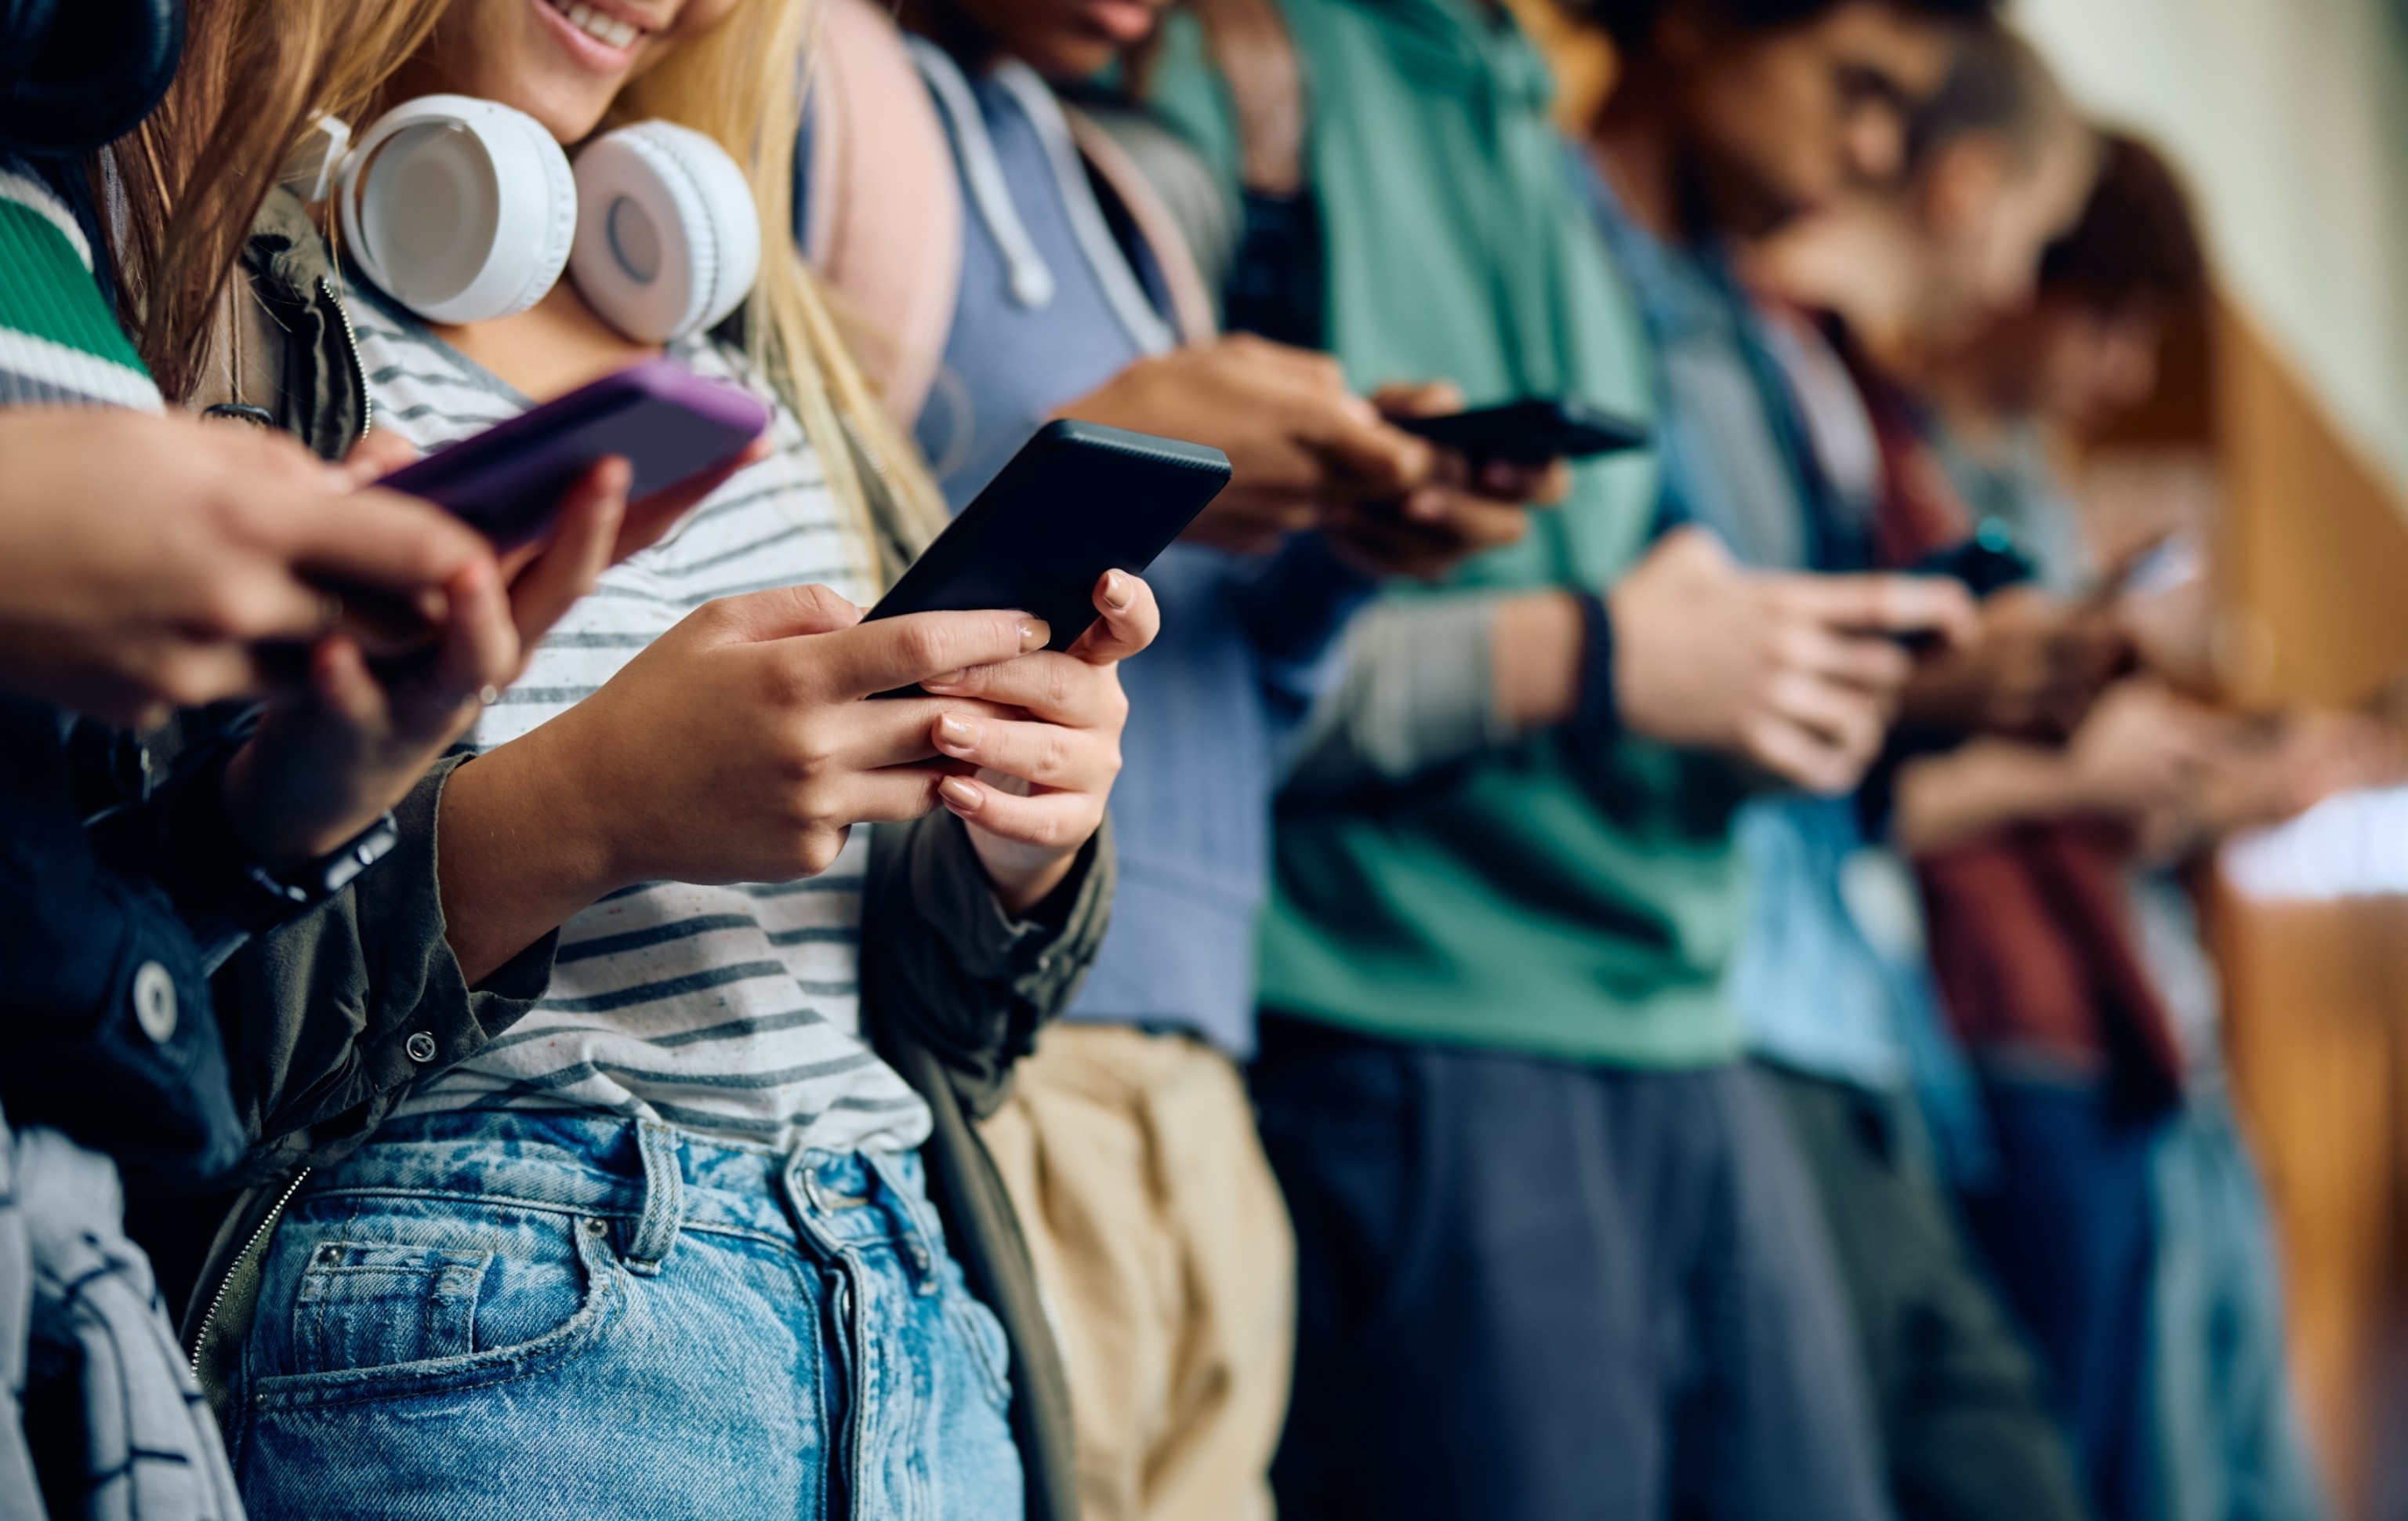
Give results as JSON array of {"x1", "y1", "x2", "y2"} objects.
[
  {"x1": 1962, "y1": 1072, "x2": 2164, "y2": 1521},
  {"x1": 1253, "y1": 1015, "x2": 1888, "y2": 1521},
  {"x1": 1765, "y1": 1063, "x2": 2091, "y2": 1521}
]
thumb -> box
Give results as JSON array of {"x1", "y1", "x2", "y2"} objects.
[
  {"x1": 1300, "y1": 407, "x2": 1435, "y2": 497},
  {"x1": 1371, "y1": 379, "x2": 1466, "y2": 420},
  {"x1": 699, "y1": 582, "x2": 864, "y2": 644}
]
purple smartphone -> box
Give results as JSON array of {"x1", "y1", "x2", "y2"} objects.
[{"x1": 379, "y1": 357, "x2": 771, "y2": 548}]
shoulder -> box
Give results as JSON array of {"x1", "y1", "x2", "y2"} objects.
[{"x1": 0, "y1": 165, "x2": 162, "y2": 412}]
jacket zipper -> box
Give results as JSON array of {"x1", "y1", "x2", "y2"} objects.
[
  {"x1": 187, "y1": 1165, "x2": 309, "y2": 1376},
  {"x1": 318, "y1": 274, "x2": 372, "y2": 445}
]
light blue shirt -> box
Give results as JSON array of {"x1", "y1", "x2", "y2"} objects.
[{"x1": 1579, "y1": 158, "x2": 1924, "y2": 1094}]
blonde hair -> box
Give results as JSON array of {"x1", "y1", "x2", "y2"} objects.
[
  {"x1": 118, "y1": 0, "x2": 945, "y2": 585},
  {"x1": 616, "y1": 0, "x2": 948, "y2": 582}
]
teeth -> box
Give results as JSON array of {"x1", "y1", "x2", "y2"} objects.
[{"x1": 549, "y1": 0, "x2": 640, "y2": 49}]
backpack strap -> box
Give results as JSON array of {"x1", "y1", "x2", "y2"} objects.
[
  {"x1": 1061, "y1": 104, "x2": 1217, "y2": 347},
  {"x1": 1185, "y1": 0, "x2": 1307, "y2": 196},
  {"x1": 802, "y1": 0, "x2": 965, "y2": 428}
]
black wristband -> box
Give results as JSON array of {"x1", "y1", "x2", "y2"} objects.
[{"x1": 1569, "y1": 589, "x2": 1620, "y2": 747}]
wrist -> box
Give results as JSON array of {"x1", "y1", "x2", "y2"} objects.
[
  {"x1": 221, "y1": 737, "x2": 364, "y2": 867},
  {"x1": 1491, "y1": 590, "x2": 1585, "y2": 731},
  {"x1": 966, "y1": 823, "x2": 1082, "y2": 917},
  {"x1": 523, "y1": 715, "x2": 640, "y2": 894}
]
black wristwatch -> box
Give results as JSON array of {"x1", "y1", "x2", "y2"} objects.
[{"x1": 241, "y1": 809, "x2": 402, "y2": 917}]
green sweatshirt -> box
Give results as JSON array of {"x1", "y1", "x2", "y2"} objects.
[{"x1": 1147, "y1": 0, "x2": 1749, "y2": 1067}]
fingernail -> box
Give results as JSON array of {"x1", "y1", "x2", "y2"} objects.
[
  {"x1": 1101, "y1": 572, "x2": 1134, "y2": 612},
  {"x1": 1018, "y1": 619, "x2": 1050, "y2": 652},
  {"x1": 923, "y1": 670, "x2": 965, "y2": 691},
  {"x1": 939, "y1": 776, "x2": 982, "y2": 811},
  {"x1": 937, "y1": 714, "x2": 978, "y2": 750}
]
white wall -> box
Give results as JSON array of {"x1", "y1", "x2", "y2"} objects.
[{"x1": 2014, "y1": 0, "x2": 2408, "y2": 501}]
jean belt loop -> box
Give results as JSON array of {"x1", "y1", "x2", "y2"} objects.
[
  {"x1": 624, "y1": 1120, "x2": 684, "y2": 1276},
  {"x1": 861, "y1": 1149, "x2": 941, "y2": 1290}
]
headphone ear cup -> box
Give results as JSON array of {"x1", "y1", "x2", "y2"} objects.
[
  {"x1": 0, "y1": 0, "x2": 183, "y2": 156},
  {"x1": 339, "y1": 95, "x2": 576, "y2": 326},
  {"x1": 571, "y1": 120, "x2": 761, "y2": 345}
]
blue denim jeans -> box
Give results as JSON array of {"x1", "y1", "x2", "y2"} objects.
[{"x1": 228, "y1": 1110, "x2": 1022, "y2": 1520}]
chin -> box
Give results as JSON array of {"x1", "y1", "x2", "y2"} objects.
[
  {"x1": 1029, "y1": 39, "x2": 1122, "y2": 82},
  {"x1": 517, "y1": 78, "x2": 622, "y2": 143}
]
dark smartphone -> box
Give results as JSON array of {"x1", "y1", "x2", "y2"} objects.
[
  {"x1": 1895, "y1": 524, "x2": 2038, "y2": 652},
  {"x1": 379, "y1": 357, "x2": 771, "y2": 549},
  {"x1": 1391, "y1": 397, "x2": 1649, "y2": 465},
  {"x1": 865, "y1": 419, "x2": 1232, "y2": 677}
]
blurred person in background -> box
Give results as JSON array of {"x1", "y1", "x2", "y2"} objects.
[
  {"x1": 1577, "y1": 13, "x2": 2099, "y2": 1521},
  {"x1": 1900, "y1": 130, "x2": 2364, "y2": 1521},
  {"x1": 797, "y1": 0, "x2": 1556, "y2": 1513},
  {"x1": 1141, "y1": 0, "x2": 1982, "y2": 1515}
]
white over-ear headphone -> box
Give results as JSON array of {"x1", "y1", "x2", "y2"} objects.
[{"x1": 320, "y1": 94, "x2": 760, "y2": 342}]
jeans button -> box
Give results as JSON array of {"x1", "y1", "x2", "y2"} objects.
[
  {"x1": 404, "y1": 1031, "x2": 438, "y2": 1063},
  {"x1": 131, "y1": 961, "x2": 177, "y2": 1044}
]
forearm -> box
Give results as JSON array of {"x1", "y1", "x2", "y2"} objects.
[
  {"x1": 861, "y1": 812, "x2": 1115, "y2": 1120},
  {"x1": 1893, "y1": 739, "x2": 2106, "y2": 855},
  {"x1": 435, "y1": 732, "x2": 627, "y2": 985},
  {"x1": 1280, "y1": 586, "x2": 1589, "y2": 803}
]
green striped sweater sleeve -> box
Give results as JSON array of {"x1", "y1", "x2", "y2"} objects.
[{"x1": 0, "y1": 168, "x2": 162, "y2": 412}]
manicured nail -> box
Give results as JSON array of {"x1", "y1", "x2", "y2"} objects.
[
  {"x1": 923, "y1": 670, "x2": 965, "y2": 691},
  {"x1": 1101, "y1": 571, "x2": 1134, "y2": 612},
  {"x1": 939, "y1": 776, "x2": 982, "y2": 811},
  {"x1": 937, "y1": 715, "x2": 978, "y2": 751},
  {"x1": 1018, "y1": 619, "x2": 1050, "y2": 652}
]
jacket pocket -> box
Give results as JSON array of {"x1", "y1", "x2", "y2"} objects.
[{"x1": 249, "y1": 1208, "x2": 624, "y2": 1412}]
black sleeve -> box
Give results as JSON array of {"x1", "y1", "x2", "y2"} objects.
[
  {"x1": 859, "y1": 811, "x2": 1115, "y2": 1122},
  {"x1": 213, "y1": 753, "x2": 559, "y2": 1176}
]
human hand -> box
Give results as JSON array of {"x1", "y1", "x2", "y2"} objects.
[
  {"x1": 221, "y1": 454, "x2": 651, "y2": 863},
  {"x1": 1608, "y1": 528, "x2": 1978, "y2": 793},
  {"x1": 495, "y1": 587, "x2": 1081, "y2": 902},
  {"x1": 1320, "y1": 382, "x2": 1563, "y2": 581},
  {"x1": 1056, "y1": 335, "x2": 1431, "y2": 555},
  {"x1": 0, "y1": 408, "x2": 495, "y2": 727},
  {"x1": 1903, "y1": 586, "x2": 2132, "y2": 739},
  {"x1": 2063, "y1": 679, "x2": 2229, "y2": 819},
  {"x1": 921, "y1": 568, "x2": 1159, "y2": 912},
  {"x1": 220, "y1": 422, "x2": 770, "y2": 866}
]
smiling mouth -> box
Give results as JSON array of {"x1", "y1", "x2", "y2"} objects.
[{"x1": 542, "y1": 0, "x2": 644, "y2": 50}]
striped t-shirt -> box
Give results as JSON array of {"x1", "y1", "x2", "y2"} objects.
[{"x1": 354, "y1": 280, "x2": 933, "y2": 1157}]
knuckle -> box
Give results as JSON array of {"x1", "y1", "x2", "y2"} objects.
[
  {"x1": 1038, "y1": 731, "x2": 1072, "y2": 781},
  {"x1": 894, "y1": 621, "x2": 948, "y2": 676},
  {"x1": 194, "y1": 583, "x2": 263, "y2": 641}
]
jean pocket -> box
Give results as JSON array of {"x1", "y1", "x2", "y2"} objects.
[
  {"x1": 293, "y1": 1243, "x2": 490, "y2": 1375},
  {"x1": 251, "y1": 1208, "x2": 624, "y2": 1412}
]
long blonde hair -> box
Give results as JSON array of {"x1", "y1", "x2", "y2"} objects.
[
  {"x1": 117, "y1": 0, "x2": 946, "y2": 584},
  {"x1": 616, "y1": 0, "x2": 948, "y2": 581}
]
